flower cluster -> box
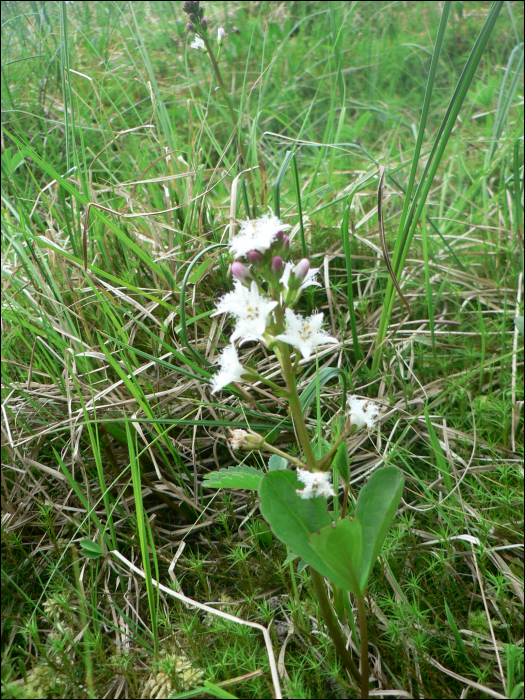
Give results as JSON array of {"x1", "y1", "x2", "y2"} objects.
[
  {"x1": 276, "y1": 308, "x2": 337, "y2": 361},
  {"x1": 183, "y1": 0, "x2": 205, "y2": 31},
  {"x1": 183, "y1": 1, "x2": 226, "y2": 49},
  {"x1": 210, "y1": 211, "x2": 338, "y2": 393},
  {"x1": 347, "y1": 395, "x2": 381, "y2": 430},
  {"x1": 212, "y1": 281, "x2": 278, "y2": 345},
  {"x1": 296, "y1": 468, "x2": 335, "y2": 499}
]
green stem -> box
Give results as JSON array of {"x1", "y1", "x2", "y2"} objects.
[
  {"x1": 356, "y1": 594, "x2": 369, "y2": 699},
  {"x1": 316, "y1": 421, "x2": 352, "y2": 471},
  {"x1": 255, "y1": 437, "x2": 308, "y2": 471},
  {"x1": 310, "y1": 567, "x2": 361, "y2": 686},
  {"x1": 341, "y1": 481, "x2": 350, "y2": 519},
  {"x1": 250, "y1": 371, "x2": 288, "y2": 395},
  {"x1": 343, "y1": 590, "x2": 361, "y2": 652},
  {"x1": 278, "y1": 341, "x2": 317, "y2": 469}
]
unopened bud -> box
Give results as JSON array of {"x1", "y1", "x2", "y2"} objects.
[
  {"x1": 186, "y1": 22, "x2": 193, "y2": 30},
  {"x1": 217, "y1": 27, "x2": 226, "y2": 44},
  {"x1": 232, "y1": 261, "x2": 251, "y2": 283},
  {"x1": 247, "y1": 250, "x2": 262, "y2": 265},
  {"x1": 294, "y1": 258, "x2": 310, "y2": 282},
  {"x1": 228, "y1": 429, "x2": 264, "y2": 450},
  {"x1": 200, "y1": 17, "x2": 207, "y2": 28},
  {"x1": 281, "y1": 234, "x2": 290, "y2": 249},
  {"x1": 271, "y1": 256, "x2": 284, "y2": 273},
  {"x1": 188, "y1": 12, "x2": 195, "y2": 21},
  {"x1": 229, "y1": 429, "x2": 248, "y2": 450}
]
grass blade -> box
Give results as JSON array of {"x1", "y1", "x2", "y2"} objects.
[
  {"x1": 126, "y1": 421, "x2": 159, "y2": 659},
  {"x1": 372, "y1": 1, "x2": 504, "y2": 372}
]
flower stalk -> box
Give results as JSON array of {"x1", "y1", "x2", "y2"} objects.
[
  {"x1": 356, "y1": 594, "x2": 370, "y2": 699},
  {"x1": 184, "y1": 2, "x2": 257, "y2": 207},
  {"x1": 278, "y1": 340, "x2": 318, "y2": 470}
]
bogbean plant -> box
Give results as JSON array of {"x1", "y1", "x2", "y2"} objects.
[
  {"x1": 204, "y1": 212, "x2": 405, "y2": 699},
  {"x1": 183, "y1": 4, "x2": 404, "y2": 695}
]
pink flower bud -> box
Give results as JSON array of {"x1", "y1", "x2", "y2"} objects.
[
  {"x1": 200, "y1": 17, "x2": 207, "y2": 28},
  {"x1": 294, "y1": 258, "x2": 310, "y2": 282},
  {"x1": 231, "y1": 262, "x2": 250, "y2": 282},
  {"x1": 271, "y1": 256, "x2": 284, "y2": 273},
  {"x1": 186, "y1": 22, "x2": 193, "y2": 31},
  {"x1": 188, "y1": 12, "x2": 196, "y2": 21},
  {"x1": 217, "y1": 27, "x2": 226, "y2": 43},
  {"x1": 281, "y1": 234, "x2": 290, "y2": 249},
  {"x1": 247, "y1": 250, "x2": 262, "y2": 265}
]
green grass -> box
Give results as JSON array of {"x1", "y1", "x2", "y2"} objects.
[{"x1": 1, "y1": 1, "x2": 523, "y2": 698}]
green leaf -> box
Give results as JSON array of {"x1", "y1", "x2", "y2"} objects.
[
  {"x1": 268, "y1": 455, "x2": 287, "y2": 471},
  {"x1": 203, "y1": 465, "x2": 264, "y2": 490},
  {"x1": 79, "y1": 539, "x2": 104, "y2": 560},
  {"x1": 354, "y1": 467, "x2": 405, "y2": 592},
  {"x1": 309, "y1": 518, "x2": 363, "y2": 595},
  {"x1": 258, "y1": 470, "x2": 331, "y2": 574},
  {"x1": 515, "y1": 316, "x2": 524, "y2": 336}
]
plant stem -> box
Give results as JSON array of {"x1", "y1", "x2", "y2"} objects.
[
  {"x1": 278, "y1": 341, "x2": 317, "y2": 469},
  {"x1": 315, "y1": 421, "x2": 352, "y2": 471},
  {"x1": 254, "y1": 437, "x2": 308, "y2": 471},
  {"x1": 250, "y1": 371, "x2": 288, "y2": 395},
  {"x1": 310, "y1": 567, "x2": 361, "y2": 686},
  {"x1": 356, "y1": 594, "x2": 369, "y2": 699},
  {"x1": 341, "y1": 481, "x2": 350, "y2": 519}
]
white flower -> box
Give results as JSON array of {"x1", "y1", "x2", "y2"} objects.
[
  {"x1": 296, "y1": 469, "x2": 335, "y2": 499},
  {"x1": 229, "y1": 213, "x2": 290, "y2": 259},
  {"x1": 280, "y1": 261, "x2": 320, "y2": 292},
  {"x1": 212, "y1": 281, "x2": 277, "y2": 344},
  {"x1": 190, "y1": 35, "x2": 205, "y2": 50},
  {"x1": 347, "y1": 395, "x2": 381, "y2": 430},
  {"x1": 275, "y1": 308, "x2": 338, "y2": 360},
  {"x1": 211, "y1": 344, "x2": 246, "y2": 393},
  {"x1": 217, "y1": 27, "x2": 226, "y2": 44},
  {"x1": 229, "y1": 429, "x2": 249, "y2": 450}
]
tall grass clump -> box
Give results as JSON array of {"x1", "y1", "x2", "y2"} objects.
[{"x1": 2, "y1": 2, "x2": 523, "y2": 699}]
